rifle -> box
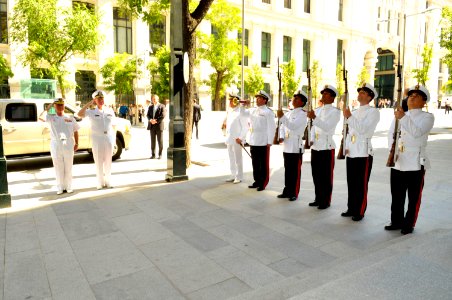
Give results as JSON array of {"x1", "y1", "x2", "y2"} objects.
[
  {"x1": 273, "y1": 57, "x2": 283, "y2": 145},
  {"x1": 386, "y1": 43, "x2": 403, "y2": 167},
  {"x1": 304, "y1": 68, "x2": 313, "y2": 149},
  {"x1": 337, "y1": 51, "x2": 348, "y2": 160}
]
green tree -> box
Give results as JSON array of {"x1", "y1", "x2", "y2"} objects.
[
  {"x1": 149, "y1": 46, "x2": 171, "y2": 100},
  {"x1": 245, "y1": 64, "x2": 264, "y2": 102},
  {"x1": 197, "y1": 0, "x2": 242, "y2": 111},
  {"x1": 282, "y1": 59, "x2": 301, "y2": 103},
  {"x1": 100, "y1": 53, "x2": 142, "y2": 104},
  {"x1": 336, "y1": 64, "x2": 344, "y2": 96},
  {"x1": 413, "y1": 44, "x2": 433, "y2": 86},
  {"x1": 10, "y1": 0, "x2": 101, "y2": 98},
  {"x1": 440, "y1": 7, "x2": 452, "y2": 77},
  {"x1": 118, "y1": 0, "x2": 214, "y2": 167},
  {"x1": 310, "y1": 60, "x2": 322, "y2": 103},
  {"x1": 0, "y1": 56, "x2": 14, "y2": 79},
  {"x1": 356, "y1": 66, "x2": 370, "y2": 89}
]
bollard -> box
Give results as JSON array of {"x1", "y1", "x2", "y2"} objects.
[{"x1": 0, "y1": 124, "x2": 11, "y2": 208}]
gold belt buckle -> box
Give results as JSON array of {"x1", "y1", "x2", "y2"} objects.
[
  {"x1": 398, "y1": 142, "x2": 405, "y2": 153},
  {"x1": 315, "y1": 133, "x2": 319, "y2": 140},
  {"x1": 249, "y1": 128, "x2": 253, "y2": 133},
  {"x1": 285, "y1": 132, "x2": 289, "y2": 139},
  {"x1": 351, "y1": 134, "x2": 356, "y2": 143}
]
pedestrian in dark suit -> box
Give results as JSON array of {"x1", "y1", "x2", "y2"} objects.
[
  {"x1": 193, "y1": 100, "x2": 201, "y2": 139},
  {"x1": 147, "y1": 94, "x2": 166, "y2": 159}
]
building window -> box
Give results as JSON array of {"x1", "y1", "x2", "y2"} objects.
[
  {"x1": 304, "y1": 0, "x2": 311, "y2": 13},
  {"x1": 387, "y1": 11, "x2": 391, "y2": 33},
  {"x1": 302, "y1": 39, "x2": 310, "y2": 72},
  {"x1": 377, "y1": 7, "x2": 381, "y2": 31},
  {"x1": 283, "y1": 36, "x2": 291, "y2": 63},
  {"x1": 261, "y1": 32, "x2": 271, "y2": 68},
  {"x1": 238, "y1": 29, "x2": 249, "y2": 66},
  {"x1": 262, "y1": 0, "x2": 271, "y2": 4},
  {"x1": 337, "y1": 39, "x2": 343, "y2": 66},
  {"x1": 149, "y1": 16, "x2": 166, "y2": 54},
  {"x1": 0, "y1": 0, "x2": 7, "y2": 44},
  {"x1": 113, "y1": 7, "x2": 133, "y2": 54},
  {"x1": 338, "y1": 0, "x2": 343, "y2": 21},
  {"x1": 284, "y1": 0, "x2": 291, "y2": 9},
  {"x1": 397, "y1": 13, "x2": 401, "y2": 36},
  {"x1": 75, "y1": 71, "x2": 96, "y2": 105}
]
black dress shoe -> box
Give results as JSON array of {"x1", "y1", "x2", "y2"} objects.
[
  {"x1": 248, "y1": 184, "x2": 258, "y2": 189},
  {"x1": 317, "y1": 204, "x2": 330, "y2": 210},
  {"x1": 384, "y1": 223, "x2": 402, "y2": 231},
  {"x1": 341, "y1": 211, "x2": 353, "y2": 217},
  {"x1": 401, "y1": 227, "x2": 414, "y2": 235},
  {"x1": 150, "y1": 155, "x2": 156, "y2": 159},
  {"x1": 158, "y1": 156, "x2": 162, "y2": 159},
  {"x1": 257, "y1": 187, "x2": 265, "y2": 191},
  {"x1": 308, "y1": 201, "x2": 319, "y2": 207},
  {"x1": 352, "y1": 215, "x2": 363, "y2": 221},
  {"x1": 288, "y1": 196, "x2": 297, "y2": 201},
  {"x1": 277, "y1": 194, "x2": 288, "y2": 198}
]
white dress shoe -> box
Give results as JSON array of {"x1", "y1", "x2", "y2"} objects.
[
  {"x1": 56, "y1": 190, "x2": 63, "y2": 195},
  {"x1": 225, "y1": 178, "x2": 235, "y2": 183},
  {"x1": 233, "y1": 179, "x2": 241, "y2": 184},
  {"x1": 66, "y1": 189, "x2": 73, "y2": 194}
]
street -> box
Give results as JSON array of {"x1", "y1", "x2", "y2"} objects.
[{"x1": 1, "y1": 108, "x2": 452, "y2": 299}]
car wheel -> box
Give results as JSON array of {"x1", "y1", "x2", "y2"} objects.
[{"x1": 112, "y1": 136, "x2": 123, "y2": 161}]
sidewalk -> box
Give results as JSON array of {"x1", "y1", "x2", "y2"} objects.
[{"x1": 1, "y1": 109, "x2": 451, "y2": 299}]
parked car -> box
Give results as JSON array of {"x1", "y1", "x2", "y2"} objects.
[{"x1": 0, "y1": 99, "x2": 131, "y2": 160}]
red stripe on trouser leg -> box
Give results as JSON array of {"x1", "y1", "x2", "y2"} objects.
[
  {"x1": 360, "y1": 157, "x2": 370, "y2": 216},
  {"x1": 412, "y1": 170, "x2": 425, "y2": 227},
  {"x1": 329, "y1": 149, "x2": 335, "y2": 205},
  {"x1": 295, "y1": 155, "x2": 302, "y2": 197},
  {"x1": 263, "y1": 146, "x2": 270, "y2": 188}
]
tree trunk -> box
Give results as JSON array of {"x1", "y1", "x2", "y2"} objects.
[{"x1": 214, "y1": 71, "x2": 223, "y2": 111}]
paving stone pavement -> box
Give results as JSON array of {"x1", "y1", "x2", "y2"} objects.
[{"x1": 1, "y1": 109, "x2": 451, "y2": 299}]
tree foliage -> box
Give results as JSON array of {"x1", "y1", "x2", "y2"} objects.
[
  {"x1": 0, "y1": 56, "x2": 13, "y2": 79},
  {"x1": 310, "y1": 60, "x2": 322, "y2": 102},
  {"x1": 197, "y1": 0, "x2": 242, "y2": 111},
  {"x1": 118, "y1": 0, "x2": 215, "y2": 167},
  {"x1": 336, "y1": 64, "x2": 344, "y2": 96},
  {"x1": 245, "y1": 64, "x2": 264, "y2": 101},
  {"x1": 412, "y1": 44, "x2": 433, "y2": 86},
  {"x1": 356, "y1": 66, "x2": 370, "y2": 89},
  {"x1": 281, "y1": 59, "x2": 301, "y2": 100},
  {"x1": 440, "y1": 7, "x2": 452, "y2": 78},
  {"x1": 100, "y1": 53, "x2": 142, "y2": 103},
  {"x1": 149, "y1": 46, "x2": 171, "y2": 100},
  {"x1": 10, "y1": 0, "x2": 101, "y2": 98}
]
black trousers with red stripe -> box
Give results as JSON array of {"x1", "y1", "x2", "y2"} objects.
[
  {"x1": 346, "y1": 156, "x2": 373, "y2": 217},
  {"x1": 311, "y1": 149, "x2": 335, "y2": 207},
  {"x1": 390, "y1": 168, "x2": 425, "y2": 229},
  {"x1": 250, "y1": 145, "x2": 270, "y2": 189},
  {"x1": 282, "y1": 152, "x2": 303, "y2": 198}
]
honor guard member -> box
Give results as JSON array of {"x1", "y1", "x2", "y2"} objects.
[
  {"x1": 385, "y1": 85, "x2": 434, "y2": 234},
  {"x1": 341, "y1": 83, "x2": 380, "y2": 221},
  {"x1": 244, "y1": 90, "x2": 276, "y2": 191},
  {"x1": 224, "y1": 94, "x2": 249, "y2": 184},
  {"x1": 40, "y1": 98, "x2": 80, "y2": 194},
  {"x1": 307, "y1": 85, "x2": 341, "y2": 209},
  {"x1": 78, "y1": 90, "x2": 117, "y2": 189},
  {"x1": 276, "y1": 90, "x2": 308, "y2": 201}
]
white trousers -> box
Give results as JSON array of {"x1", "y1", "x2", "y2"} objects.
[
  {"x1": 227, "y1": 143, "x2": 243, "y2": 180},
  {"x1": 92, "y1": 135, "x2": 114, "y2": 187},
  {"x1": 50, "y1": 141, "x2": 74, "y2": 191}
]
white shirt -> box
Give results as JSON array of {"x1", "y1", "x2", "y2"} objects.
[
  {"x1": 388, "y1": 109, "x2": 434, "y2": 171},
  {"x1": 85, "y1": 107, "x2": 116, "y2": 139},
  {"x1": 244, "y1": 105, "x2": 276, "y2": 146},
  {"x1": 279, "y1": 107, "x2": 307, "y2": 153},
  {"x1": 310, "y1": 104, "x2": 341, "y2": 150},
  {"x1": 46, "y1": 114, "x2": 80, "y2": 145},
  {"x1": 345, "y1": 104, "x2": 380, "y2": 158},
  {"x1": 225, "y1": 106, "x2": 249, "y2": 145}
]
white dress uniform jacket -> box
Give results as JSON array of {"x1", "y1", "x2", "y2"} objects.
[
  {"x1": 46, "y1": 114, "x2": 80, "y2": 191},
  {"x1": 345, "y1": 105, "x2": 380, "y2": 157},
  {"x1": 225, "y1": 106, "x2": 249, "y2": 145},
  {"x1": 279, "y1": 108, "x2": 307, "y2": 153},
  {"x1": 310, "y1": 104, "x2": 341, "y2": 150},
  {"x1": 245, "y1": 105, "x2": 276, "y2": 146},
  {"x1": 388, "y1": 109, "x2": 434, "y2": 171}
]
